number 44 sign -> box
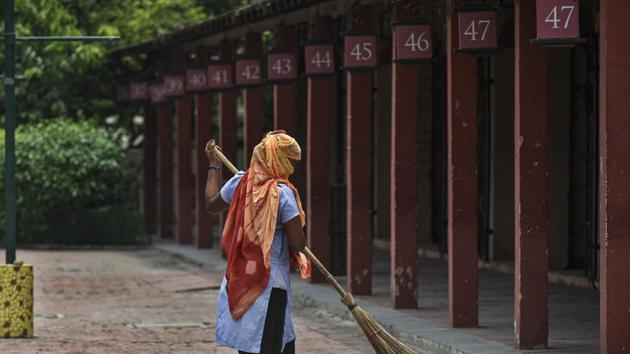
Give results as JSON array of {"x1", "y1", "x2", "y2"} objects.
[
  {"x1": 536, "y1": 0, "x2": 580, "y2": 40},
  {"x1": 305, "y1": 44, "x2": 335, "y2": 75}
]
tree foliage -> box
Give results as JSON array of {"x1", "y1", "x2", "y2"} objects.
[
  {"x1": 0, "y1": 119, "x2": 138, "y2": 242},
  {"x1": 0, "y1": 0, "x2": 216, "y2": 125}
]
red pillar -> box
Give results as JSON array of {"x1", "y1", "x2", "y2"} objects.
[
  {"x1": 447, "y1": 0, "x2": 478, "y2": 327},
  {"x1": 158, "y1": 102, "x2": 174, "y2": 239},
  {"x1": 346, "y1": 5, "x2": 374, "y2": 295},
  {"x1": 599, "y1": 1, "x2": 630, "y2": 352},
  {"x1": 390, "y1": 0, "x2": 419, "y2": 309},
  {"x1": 176, "y1": 96, "x2": 193, "y2": 245},
  {"x1": 219, "y1": 42, "x2": 238, "y2": 176},
  {"x1": 243, "y1": 33, "x2": 265, "y2": 164},
  {"x1": 143, "y1": 103, "x2": 158, "y2": 235},
  {"x1": 306, "y1": 17, "x2": 333, "y2": 284},
  {"x1": 273, "y1": 26, "x2": 297, "y2": 134},
  {"x1": 195, "y1": 92, "x2": 214, "y2": 249},
  {"x1": 514, "y1": 0, "x2": 549, "y2": 348}
]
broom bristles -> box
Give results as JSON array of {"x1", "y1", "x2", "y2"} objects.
[{"x1": 349, "y1": 306, "x2": 417, "y2": 354}]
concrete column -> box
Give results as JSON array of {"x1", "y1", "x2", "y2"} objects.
[
  {"x1": 176, "y1": 96, "x2": 193, "y2": 245},
  {"x1": 306, "y1": 16, "x2": 334, "y2": 284},
  {"x1": 158, "y1": 102, "x2": 174, "y2": 239},
  {"x1": 390, "y1": 0, "x2": 419, "y2": 309},
  {"x1": 195, "y1": 92, "x2": 214, "y2": 249},
  {"x1": 346, "y1": 5, "x2": 374, "y2": 295},
  {"x1": 273, "y1": 25, "x2": 297, "y2": 135},
  {"x1": 219, "y1": 41, "x2": 238, "y2": 178},
  {"x1": 447, "y1": 0, "x2": 478, "y2": 327},
  {"x1": 143, "y1": 103, "x2": 158, "y2": 236},
  {"x1": 243, "y1": 33, "x2": 265, "y2": 164},
  {"x1": 599, "y1": 1, "x2": 630, "y2": 352},
  {"x1": 514, "y1": 0, "x2": 549, "y2": 348}
]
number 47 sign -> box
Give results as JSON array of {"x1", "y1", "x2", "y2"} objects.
[
  {"x1": 536, "y1": 0, "x2": 580, "y2": 40},
  {"x1": 458, "y1": 10, "x2": 498, "y2": 51}
]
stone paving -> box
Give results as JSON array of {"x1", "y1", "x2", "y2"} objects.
[
  {"x1": 0, "y1": 248, "x2": 374, "y2": 354},
  {"x1": 157, "y1": 243, "x2": 599, "y2": 354}
]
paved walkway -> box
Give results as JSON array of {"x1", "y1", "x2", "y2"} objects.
[
  {"x1": 156, "y1": 243, "x2": 599, "y2": 354},
  {"x1": 0, "y1": 248, "x2": 374, "y2": 353}
]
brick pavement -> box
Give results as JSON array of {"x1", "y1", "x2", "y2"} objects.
[{"x1": 0, "y1": 249, "x2": 374, "y2": 354}]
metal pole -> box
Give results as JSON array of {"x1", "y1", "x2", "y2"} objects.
[{"x1": 3, "y1": 0, "x2": 16, "y2": 264}]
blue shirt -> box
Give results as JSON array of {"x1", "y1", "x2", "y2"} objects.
[{"x1": 216, "y1": 172, "x2": 300, "y2": 353}]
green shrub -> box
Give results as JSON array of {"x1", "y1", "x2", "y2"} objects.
[{"x1": 0, "y1": 119, "x2": 144, "y2": 244}]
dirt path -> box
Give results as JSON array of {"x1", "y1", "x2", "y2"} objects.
[{"x1": 0, "y1": 249, "x2": 373, "y2": 354}]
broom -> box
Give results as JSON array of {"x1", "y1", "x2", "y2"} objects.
[{"x1": 211, "y1": 146, "x2": 418, "y2": 354}]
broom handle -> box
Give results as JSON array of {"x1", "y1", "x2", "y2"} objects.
[{"x1": 212, "y1": 146, "x2": 349, "y2": 299}]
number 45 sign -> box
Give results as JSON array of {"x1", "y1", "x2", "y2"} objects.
[{"x1": 344, "y1": 35, "x2": 377, "y2": 69}]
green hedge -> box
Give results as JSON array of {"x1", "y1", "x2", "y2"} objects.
[{"x1": 0, "y1": 119, "x2": 145, "y2": 244}]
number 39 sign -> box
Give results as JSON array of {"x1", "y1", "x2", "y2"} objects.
[
  {"x1": 536, "y1": 0, "x2": 580, "y2": 40},
  {"x1": 344, "y1": 35, "x2": 377, "y2": 69}
]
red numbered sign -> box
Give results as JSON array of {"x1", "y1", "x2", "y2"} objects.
[
  {"x1": 267, "y1": 52, "x2": 297, "y2": 81},
  {"x1": 458, "y1": 11, "x2": 498, "y2": 50},
  {"x1": 207, "y1": 64, "x2": 233, "y2": 90},
  {"x1": 129, "y1": 82, "x2": 148, "y2": 101},
  {"x1": 186, "y1": 69, "x2": 207, "y2": 92},
  {"x1": 163, "y1": 75, "x2": 185, "y2": 97},
  {"x1": 305, "y1": 44, "x2": 335, "y2": 75},
  {"x1": 148, "y1": 83, "x2": 166, "y2": 103},
  {"x1": 394, "y1": 25, "x2": 433, "y2": 61},
  {"x1": 536, "y1": 0, "x2": 580, "y2": 40},
  {"x1": 344, "y1": 35, "x2": 377, "y2": 69},
  {"x1": 235, "y1": 59, "x2": 262, "y2": 86}
]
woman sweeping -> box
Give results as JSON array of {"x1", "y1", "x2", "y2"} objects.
[{"x1": 204, "y1": 130, "x2": 311, "y2": 354}]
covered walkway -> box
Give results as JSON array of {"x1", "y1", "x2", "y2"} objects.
[{"x1": 111, "y1": 1, "x2": 630, "y2": 353}]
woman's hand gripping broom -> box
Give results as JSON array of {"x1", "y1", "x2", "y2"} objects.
[{"x1": 211, "y1": 145, "x2": 418, "y2": 354}]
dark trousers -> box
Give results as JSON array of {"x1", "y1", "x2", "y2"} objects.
[{"x1": 239, "y1": 288, "x2": 295, "y2": 354}]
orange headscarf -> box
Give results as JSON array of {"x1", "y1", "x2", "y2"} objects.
[{"x1": 221, "y1": 130, "x2": 310, "y2": 320}]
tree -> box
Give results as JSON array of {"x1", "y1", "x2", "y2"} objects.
[{"x1": 0, "y1": 0, "x2": 208, "y2": 125}]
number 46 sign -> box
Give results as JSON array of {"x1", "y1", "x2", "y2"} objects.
[{"x1": 394, "y1": 24, "x2": 433, "y2": 62}]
